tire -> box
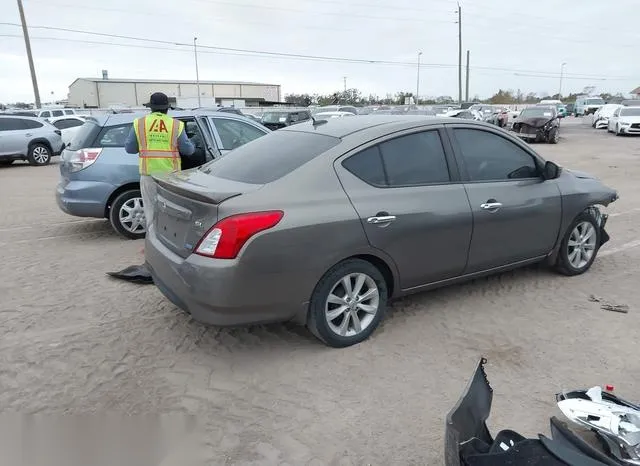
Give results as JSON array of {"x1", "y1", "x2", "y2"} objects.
[
  {"x1": 109, "y1": 189, "x2": 146, "y2": 240},
  {"x1": 27, "y1": 143, "x2": 51, "y2": 166},
  {"x1": 555, "y1": 211, "x2": 601, "y2": 276},
  {"x1": 615, "y1": 125, "x2": 622, "y2": 137},
  {"x1": 0, "y1": 160, "x2": 14, "y2": 166},
  {"x1": 548, "y1": 128, "x2": 559, "y2": 144},
  {"x1": 307, "y1": 258, "x2": 388, "y2": 348}
]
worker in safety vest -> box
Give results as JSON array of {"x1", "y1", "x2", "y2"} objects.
[{"x1": 124, "y1": 92, "x2": 195, "y2": 230}]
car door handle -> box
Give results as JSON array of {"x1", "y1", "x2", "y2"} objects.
[
  {"x1": 480, "y1": 202, "x2": 502, "y2": 210},
  {"x1": 367, "y1": 215, "x2": 396, "y2": 224},
  {"x1": 25, "y1": 133, "x2": 32, "y2": 137}
]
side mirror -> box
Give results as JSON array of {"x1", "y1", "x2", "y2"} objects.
[{"x1": 543, "y1": 161, "x2": 560, "y2": 180}]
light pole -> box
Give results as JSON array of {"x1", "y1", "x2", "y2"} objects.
[
  {"x1": 193, "y1": 37, "x2": 201, "y2": 107},
  {"x1": 16, "y1": 0, "x2": 41, "y2": 108},
  {"x1": 559, "y1": 62, "x2": 567, "y2": 99},
  {"x1": 416, "y1": 51, "x2": 422, "y2": 105}
]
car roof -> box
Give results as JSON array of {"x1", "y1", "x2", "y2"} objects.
[
  {"x1": 0, "y1": 114, "x2": 47, "y2": 122},
  {"x1": 84, "y1": 109, "x2": 252, "y2": 127},
  {"x1": 279, "y1": 115, "x2": 492, "y2": 138}
]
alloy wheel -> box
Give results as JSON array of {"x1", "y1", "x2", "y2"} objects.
[
  {"x1": 32, "y1": 146, "x2": 50, "y2": 164},
  {"x1": 119, "y1": 197, "x2": 146, "y2": 234},
  {"x1": 567, "y1": 221, "x2": 597, "y2": 269},
  {"x1": 325, "y1": 273, "x2": 379, "y2": 337}
]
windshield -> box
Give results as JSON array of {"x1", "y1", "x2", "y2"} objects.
[
  {"x1": 621, "y1": 108, "x2": 640, "y2": 117},
  {"x1": 520, "y1": 107, "x2": 555, "y2": 118},
  {"x1": 261, "y1": 112, "x2": 289, "y2": 124},
  {"x1": 587, "y1": 98, "x2": 604, "y2": 105}
]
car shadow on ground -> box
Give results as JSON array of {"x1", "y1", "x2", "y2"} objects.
[{"x1": 156, "y1": 262, "x2": 558, "y2": 356}]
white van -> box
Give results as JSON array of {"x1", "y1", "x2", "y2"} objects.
[
  {"x1": 35, "y1": 108, "x2": 81, "y2": 120},
  {"x1": 575, "y1": 97, "x2": 605, "y2": 116}
]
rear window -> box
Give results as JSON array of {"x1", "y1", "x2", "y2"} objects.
[
  {"x1": 68, "y1": 122, "x2": 102, "y2": 150},
  {"x1": 200, "y1": 131, "x2": 340, "y2": 184},
  {"x1": 95, "y1": 124, "x2": 131, "y2": 147}
]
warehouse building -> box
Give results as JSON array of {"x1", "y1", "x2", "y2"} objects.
[{"x1": 67, "y1": 77, "x2": 282, "y2": 109}]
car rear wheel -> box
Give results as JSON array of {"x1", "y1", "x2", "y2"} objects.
[
  {"x1": 109, "y1": 189, "x2": 146, "y2": 240},
  {"x1": 27, "y1": 143, "x2": 51, "y2": 166},
  {"x1": 555, "y1": 211, "x2": 601, "y2": 276},
  {"x1": 307, "y1": 259, "x2": 388, "y2": 348}
]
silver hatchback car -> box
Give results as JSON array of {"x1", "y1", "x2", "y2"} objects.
[
  {"x1": 56, "y1": 111, "x2": 270, "y2": 238},
  {"x1": 145, "y1": 116, "x2": 618, "y2": 348},
  {"x1": 0, "y1": 115, "x2": 65, "y2": 166}
]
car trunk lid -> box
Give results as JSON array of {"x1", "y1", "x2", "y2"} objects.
[{"x1": 151, "y1": 169, "x2": 262, "y2": 258}]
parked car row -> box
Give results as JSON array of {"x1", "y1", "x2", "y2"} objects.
[{"x1": 591, "y1": 103, "x2": 640, "y2": 136}]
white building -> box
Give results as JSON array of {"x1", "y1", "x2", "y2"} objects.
[{"x1": 68, "y1": 77, "x2": 282, "y2": 109}]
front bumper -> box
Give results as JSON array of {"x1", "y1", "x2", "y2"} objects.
[
  {"x1": 619, "y1": 124, "x2": 640, "y2": 134},
  {"x1": 145, "y1": 225, "x2": 306, "y2": 326},
  {"x1": 56, "y1": 179, "x2": 114, "y2": 218},
  {"x1": 594, "y1": 118, "x2": 609, "y2": 129}
]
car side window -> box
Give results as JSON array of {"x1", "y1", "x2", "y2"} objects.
[
  {"x1": 22, "y1": 119, "x2": 44, "y2": 129},
  {"x1": 379, "y1": 130, "x2": 451, "y2": 186},
  {"x1": 52, "y1": 110, "x2": 64, "y2": 117},
  {"x1": 300, "y1": 112, "x2": 310, "y2": 121},
  {"x1": 454, "y1": 128, "x2": 539, "y2": 182},
  {"x1": 96, "y1": 124, "x2": 131, "y2": 147},
  {"x1": 64, "y1": 110, "x2": 75, "y2": 115},
  {"x1": 40, "y1": 111, "x2": 51, "y2": 118},
  {"x1": 342, "y1": 146, "x2": 386, "y2": 186},
  {"x1": 0, "y1": 118, "x2": 27, "y2": 131},
  {"x1": 212, "y1": 118, "x2": 266, "y2": 150}
]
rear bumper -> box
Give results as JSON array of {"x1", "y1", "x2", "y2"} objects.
[
  {"x1": 145, "y1": 226, "x2": 307, "y2": 326},
  {"x1": 56, "y1": 179, "x2": 114, "y2": 218}
]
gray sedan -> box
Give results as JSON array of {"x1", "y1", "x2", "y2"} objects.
[{"x1": 145, "y1": 116, "x2": 618, "y2": 348}]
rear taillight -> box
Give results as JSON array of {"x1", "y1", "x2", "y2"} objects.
[
  {"x1": 69, "y1": 148, "x2": 102, "y2": 172},
  {"x1": 194, "y1": 211, "x2": 284, "y2": 259}
]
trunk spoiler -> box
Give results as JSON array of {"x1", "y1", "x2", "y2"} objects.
[{"x1": 152, "y1": 172, "x2": 244, "y2": 205}]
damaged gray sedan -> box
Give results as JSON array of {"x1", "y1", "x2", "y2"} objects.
[
  {"x1": 146, "y1": 118, "x2": 618, "y2": 347},
  {"x1": 511, "y1": 106, "x2": 561, "y2": 143}
]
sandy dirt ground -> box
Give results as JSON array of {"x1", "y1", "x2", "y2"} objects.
[{"x1": 1, "y1": 118, "x2": 639, "y2": 465}]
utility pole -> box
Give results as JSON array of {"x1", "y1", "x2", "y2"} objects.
[
  {"x1": 559, "y1": 62, "x2": 567, "y2": 99},
  {"x1": 16, "y1": 0, "x2": 41, "y2": 108},
  {"x1": 465, "y1": 50, "x2": 470, "y2": 102},
  {"x1": 457, "y1": 3, "x2": 462, "y2": 105},
  {"x1": 343, "y1": 76, "x2": 347, "y2": 92},
  {"x1": 416, "y1": 51, "x2": 422, "y2": 105},
  {"x1": 193, "y1": 37, "x2": 201, "y2": 107}
]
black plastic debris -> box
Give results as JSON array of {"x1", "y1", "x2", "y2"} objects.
[
  {"x1": 445, "y1": 358, "x2": 617, "y2": 465},
  {"x1": 107, "y1": 264, "x2": 154, "y2": 284}
]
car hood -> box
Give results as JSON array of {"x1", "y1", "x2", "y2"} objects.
[
  {"x1": 620, "y1": 116, "x2": 640, "y2": 124},
  {"x1": 514, "y1": 116, "x2": 555, "y2": 127},
  {"x1": 565, "y1": 168, "x2": 598, "y2": 180}
]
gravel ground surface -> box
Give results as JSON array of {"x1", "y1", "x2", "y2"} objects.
[{"x1": 1, "y1": 118, "x2": 639, "y2": 465}]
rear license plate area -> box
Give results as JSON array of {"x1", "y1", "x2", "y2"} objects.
[{"x1": 155, "y1": 195, "x2": 192, "y2": 249}]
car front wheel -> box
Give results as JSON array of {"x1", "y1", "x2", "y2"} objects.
[
  {"x1": 548, "y1": 128, "x2": 559, "y2": 144},
  {"x1": 109, "y1": 189, "x2": 146, "y2": 240},
  {"x1": 555, "y1": 211, "x2": 601, "y2": 276},
  {"x1": 307, "y1": 259, "x2": 388, "y2": 348}
]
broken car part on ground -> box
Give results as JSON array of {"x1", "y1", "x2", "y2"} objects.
[{"x1": 446, "y1": 358, "x2": 637, "y2": 465}]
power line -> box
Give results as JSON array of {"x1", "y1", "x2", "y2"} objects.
[{"x1": 0, "y1": 23, "x2": 636, "y2": 80}]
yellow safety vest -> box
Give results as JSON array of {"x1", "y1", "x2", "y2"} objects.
[{"x1": 133, "y1": 112, "x2": 184, "y2": 176}]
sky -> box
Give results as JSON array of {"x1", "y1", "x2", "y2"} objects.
[{"x1": 0, "y1": 0, "x2": 638, "y2": 104}]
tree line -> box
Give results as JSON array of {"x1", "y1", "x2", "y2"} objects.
[{"x1": 285, "y1": 88, "x2": 629, "y2": 107}]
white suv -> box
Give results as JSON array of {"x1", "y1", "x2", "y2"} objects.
[{"x1": 0, "y1": 115, "x2": 65, "y2": 166}]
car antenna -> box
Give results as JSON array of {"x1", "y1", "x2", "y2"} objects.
[{"x1": 312, "y1": 116, "x2": 328, "y2": 127}]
